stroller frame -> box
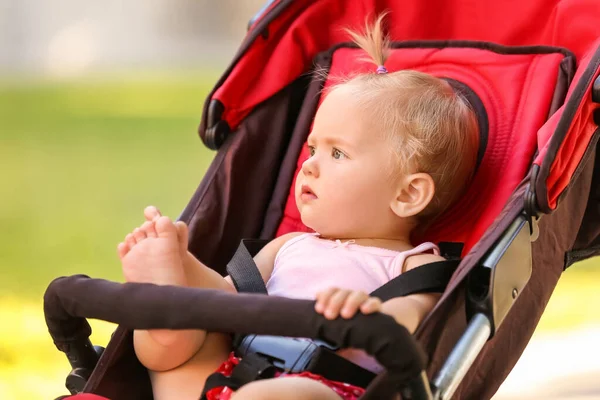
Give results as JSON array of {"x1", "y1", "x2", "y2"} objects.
[{"x1": 433, "y1": 215, "x2": 533, "y2": 399}]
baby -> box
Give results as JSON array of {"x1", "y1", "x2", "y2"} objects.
[{"x1": 117, "y1": 14, "x2": 479, "y2": 400}]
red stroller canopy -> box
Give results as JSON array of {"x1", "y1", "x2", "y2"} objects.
[{"x1": 201, "y1": 0, "x2": 600, "y2": 215}]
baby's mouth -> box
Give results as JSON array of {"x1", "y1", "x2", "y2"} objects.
[{"x1": 301, "y1": 185, "x2": 318, "y2": 200}]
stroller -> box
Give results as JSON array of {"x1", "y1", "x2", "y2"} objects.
[{"x1": 43, "y1": 0, "x2": 600, "y2": 399}]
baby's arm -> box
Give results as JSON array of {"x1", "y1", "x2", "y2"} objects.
[
  {"x1": 378, "y1": 253, "x2": 444, "y2": 332},
  {"x1": 184, "y1": 232, "x2": 301, "y2": 291}
]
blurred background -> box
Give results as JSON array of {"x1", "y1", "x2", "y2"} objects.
[{"x1": 0, "y1": 1, "x2": 598, "y2": 399}]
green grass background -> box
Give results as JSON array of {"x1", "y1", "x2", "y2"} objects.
[{"x1": 0, "y1": 75, "x2": 598, "y2": 399}]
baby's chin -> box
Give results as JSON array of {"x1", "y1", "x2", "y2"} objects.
[
  {"x1": 298, "y1": 211, "x2": 316, "y2": 232},
  {"x1": 299, "y1": 210, "x2": 325, "y2": 234},
  {"x1": 299, "y1": 213, "x2": 348, "y2": 238}
]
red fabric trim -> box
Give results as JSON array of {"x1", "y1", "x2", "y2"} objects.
[
  {"x1": 277, "y1": 46, "x2": 565, "y2": 255},
  {"x1": 213, "y1": 0, "x2": 600, "y2": 131},
  {"x1": 62, "y1": 395, "x2": 109, "y2": 400},
  {"x1": 535, "y1": 40, "x2": 600, "y2": 209}
]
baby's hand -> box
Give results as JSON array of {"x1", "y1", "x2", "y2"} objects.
[{"x1": 315, "y1": 288, "x2": 382, "y2": 320}]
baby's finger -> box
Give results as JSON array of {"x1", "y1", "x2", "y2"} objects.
[
  {"x1": 359, "y1": 297, "x2": 382, "y2": 314},
  {"x1": 324, "y1": 289, "x2": 351, "y2": 319},
  {"x1": 315, "y1": 287, "x2": 338, "y2": 313},
  {"x1": 340, "y1": 291, "x2": 369, "y2": 318}
]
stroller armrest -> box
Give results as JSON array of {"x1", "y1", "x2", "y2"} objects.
[{"x1": 44, "y1": 275, "x2": 429, "y2": 398}]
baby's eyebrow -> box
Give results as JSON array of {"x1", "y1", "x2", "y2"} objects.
[
  {"x1": 322, "y1": 135, "x2": 354, "y2": 150},
  {"x1": 306, "y1": 133, "x2": 355, "y2": 152}
]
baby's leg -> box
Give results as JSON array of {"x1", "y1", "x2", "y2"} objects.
[
  {"x1": 118, "y1": 215, "x2": 233, "y2": 373},
  {"x1": 232, "y1": 377, "x2": 343, "y2": 400}
]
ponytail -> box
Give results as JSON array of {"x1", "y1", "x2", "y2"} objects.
[{"x1": 345, "y1": 13, "x2": 391, "y2": 71}]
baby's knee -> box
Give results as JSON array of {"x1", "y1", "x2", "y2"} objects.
[
  {"x1": 232, "y1": 376, "x2": 339, "y2": 400},
  {"x1": 232, "y1": 380, "x2": 277, "y2": 400}
]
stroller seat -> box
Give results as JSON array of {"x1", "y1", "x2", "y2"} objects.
[
  {"x1": 44, "y1": 1, "x2": 600, "y2": 399},
  {"x1": 274, "y1": 42, "x2": 573, "y2": 254}
]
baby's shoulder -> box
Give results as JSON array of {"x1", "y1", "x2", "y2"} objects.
[
  {"x1": 404, "y1": 252, "x2": 446, "y2": 273},
  {"x1": 260, "y1": 232, "x2": 307, "y2": 258},
  {"x1": 253, "y1": 232, "x2": 307, "y2": 281},
  {"x1": 272, "y1": 231, "x2": 307, "y2": 248}
]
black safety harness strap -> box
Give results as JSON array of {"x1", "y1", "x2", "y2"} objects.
[
  {"x1": 370, "y1": 259, "x2": 460, "y2": 301},
  {"x1": 226, "y1": 239, "x2": 269, "y2": 295},
  {"x1": 200, "y1": 353, "x2": 276, "y2": 399}
]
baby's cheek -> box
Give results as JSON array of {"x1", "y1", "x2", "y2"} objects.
[{"x1": 298, "y1": 204, "x2": 314, "y2": 223}]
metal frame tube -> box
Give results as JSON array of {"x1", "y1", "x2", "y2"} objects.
[{"x1": 432, "y1": 313, "x2": 491, "y2": 400}]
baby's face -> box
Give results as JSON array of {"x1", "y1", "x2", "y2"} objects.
[{"x1": 295, "y1": 88, "x2": 402, "y2": 238}]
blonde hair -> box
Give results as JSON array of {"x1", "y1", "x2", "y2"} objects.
[{"x1": 333, "y1": 13, "x2": 479, "y2": 222}]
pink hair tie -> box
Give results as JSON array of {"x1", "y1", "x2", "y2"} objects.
[{"x1": 376, "y1": 65, "x2": 388, "y2": 74}]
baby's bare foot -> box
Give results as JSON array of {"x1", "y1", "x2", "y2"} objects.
[
  {"x1": 142, "y1": 206, "x2": 198, "y2": 273},
  {"x1": 118, "y1": 216, "x2": 188, "y2": 287}
]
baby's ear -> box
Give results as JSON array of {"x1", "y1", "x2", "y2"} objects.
[{"x1": 390, "y1": 173, "x2": 435, "y2": 218}]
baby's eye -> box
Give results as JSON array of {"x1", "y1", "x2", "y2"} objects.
[
  {"x1": 332, "y1": 148, "x2": 346, "y2": 160},
  {"x1": 308, "y1": 145, "x2": 316, "y2": 157}
]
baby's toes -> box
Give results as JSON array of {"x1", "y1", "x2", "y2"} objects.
[
  {"x1": 125, "y1": 233, "x2": 136, "y2": 248},
  {"x1": 144, "y1": 205, "x2": 162, "y2": 222},
  {"x1": 140, "y1": 221, "x2": 158, "y2": 238},
  {"x1": 155, "y1": 216, "x2": 178, "y2": 240},
  {"x1": 117, "y1": 242, "x2": 129, "y2": 259},
  {"x1": 132, "y1": 227, "x2": 146, "y2": 243}
]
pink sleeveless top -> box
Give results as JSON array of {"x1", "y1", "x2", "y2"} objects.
[{"x1": 266, "y1": 233, "x2": 440, "y2": 299}]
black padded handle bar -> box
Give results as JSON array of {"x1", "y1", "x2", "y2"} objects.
[{"x1": 44, "y1": 275, "x2": 429, "y2": 399}]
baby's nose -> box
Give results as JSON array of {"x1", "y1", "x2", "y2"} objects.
[{"x1": 301, "y1": 157, "x2": 319, "y2": 177}]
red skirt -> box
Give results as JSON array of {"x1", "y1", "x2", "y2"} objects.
[{"x1": 205, "y1": 352, "x2": 366, "y2": 400}]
